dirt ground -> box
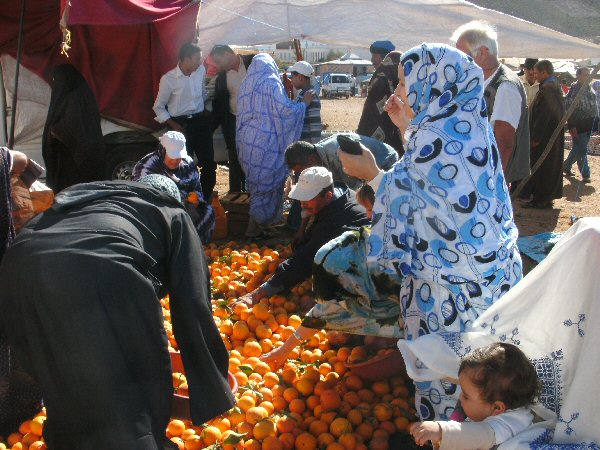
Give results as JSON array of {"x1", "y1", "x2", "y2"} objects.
[{"x1": 216, "y1": 96, "x2": 600, "y2": 237}]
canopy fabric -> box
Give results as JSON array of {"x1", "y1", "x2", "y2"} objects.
[
  {"x1": 197, "y1": 0, "x2": 600, "y2": 59},
  {"x1": 0, "y1": 0, "x2": 199, "y2": 130},
  {"x1": 63, "y1": 0, "x2": 197, "y2": 25}
]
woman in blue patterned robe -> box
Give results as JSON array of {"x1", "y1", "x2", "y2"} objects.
[
  {"x1": 236, "y1": 53, "x2": 309, "y2": 236},
  {"x1": 337, "y1": 43, "x2": 523, "y2": 421}
]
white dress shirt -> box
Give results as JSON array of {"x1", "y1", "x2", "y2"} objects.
[
  {"x1": 484, "y1": 67, "x2": 522, "y2": 130},
  {"x1": 153, "y1": 64, "x2": 207, "y2": 123},
  {"x1": 226, "y1": 55, "x2": 247, "y2": 116}
]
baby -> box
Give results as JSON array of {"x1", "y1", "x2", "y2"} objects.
[
  {"x1": 410, "y1": 342, "x2": 540, "y2": 450},
  {"x1": 356, "y1": 184, "x2": 375, "y2": 219}
]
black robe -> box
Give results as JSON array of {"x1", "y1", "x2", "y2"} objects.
[
  {"x1": 0, "y1": 181, "x2": 234, "y2": 449},
  {"x1": 42, "y1": 64, "x2": 106, "y2": 193},
  {"x1": 524, "y1": 77, "x2": 565, "y2": 202}
]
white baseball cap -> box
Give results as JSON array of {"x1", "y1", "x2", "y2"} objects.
[
  {"x1": 160, "y1": 131, "x2": 188, "y2": 159},
  {"x1": 289, "y1": 61, "x2": 314, "y2": 77},
  {"x1": 289, "y1": 167, "x2": 333, "y2": 201}
]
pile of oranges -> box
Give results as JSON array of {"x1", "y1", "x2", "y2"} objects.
[
  {"x1": 0, "y1": 411, "x2": 47, "y2": 450},
  {"x1": 1, "y1": 242, "x2": 417, "y2": 450}
]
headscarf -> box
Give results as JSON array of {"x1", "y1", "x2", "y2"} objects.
[
  {"x1": 0, "y1": 148, "x2": 15, "y2": 262},
  {"x1": 137, "y1": 174, "x2": 181, "y2": 202},
  {"x1": 236, "y1": 53, "x2": 306, "y2": 224},
  {"x1": 368, "y1": 43, "x2": 518, "y2": 289},
  {"x1": 132, "y1": 143, "x2": 203, "y2": 202}
]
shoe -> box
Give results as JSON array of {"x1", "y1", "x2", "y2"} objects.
[
  {"x1": 522, "y1": 200, "x2": 552, "y2": 209},
  {"x1": 563, "y1": 169, "x2": 574, "y2": 177},
  {"x1": 582, "y1": 177, "x2": 591, "y2": 183}
]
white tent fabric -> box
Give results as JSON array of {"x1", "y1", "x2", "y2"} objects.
[
  {"x1": 197, "y1": 0, "x2": 600, "y2": 59},
  {"x1": 398, "y1": 217, "x2": 600, "y2": 447}
]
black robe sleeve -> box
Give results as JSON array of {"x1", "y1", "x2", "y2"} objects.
[{"x1": 167, "y1": 212, "x2": 235, "y2": 424}]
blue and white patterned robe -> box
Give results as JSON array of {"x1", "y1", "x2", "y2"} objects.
[
  {"x1": 236, "y1": 53, "x2": 306, "y2": 225},
  {"x1": 368, "y1": 43, "x2": 522, "y2": 420}
]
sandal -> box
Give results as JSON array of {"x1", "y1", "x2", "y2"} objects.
[{"x1": 522, "y1": 201, "x2": 552, "y2": 209}]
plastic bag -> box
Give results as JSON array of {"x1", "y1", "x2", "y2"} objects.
[{"x1": 11, "y1": 177, "x2": 54, "y2": 231}]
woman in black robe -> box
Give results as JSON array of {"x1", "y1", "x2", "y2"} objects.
[
  {"x1": 0, "y1": 176, "x2": 234, "y2": 449},
  {"x1": 356, "y1": 51, "x2": 404, "y2": 154},
  {"x1": 42, "y1": 64, "x2": 106, "y2": 193}
]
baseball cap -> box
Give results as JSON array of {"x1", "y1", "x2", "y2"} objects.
[
  {"x1": 289, "y1": 167, "x2": 333, "y2": 201},
  {"x1": 370, "y1": 40, "x2": 395, "y2": 56},
  {"x1": 289, "y1": 61, "x2": 314, "y2": 77},
  {"x1": 160, "y1": 131, "x2": 188, "y2": 159}
]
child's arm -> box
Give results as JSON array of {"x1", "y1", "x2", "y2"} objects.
[
  {"x1": 409, "y1": 421, "x2": 442, "y2": 447},
  {"x1": 410, "y1": 420, "x2": 496, "y2": 450}
]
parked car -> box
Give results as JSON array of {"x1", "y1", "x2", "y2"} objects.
[{"x1": 321, "y1": 73, "x2": 352, "y2": 99}]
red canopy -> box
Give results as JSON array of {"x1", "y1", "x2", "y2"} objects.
[{"x1": 0, "y1": 0, "x2": 200, "y2": 130}]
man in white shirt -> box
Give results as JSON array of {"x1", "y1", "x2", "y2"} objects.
[
  {"x1": 153, "y1": 42, "x2": 216, "y2": 199},
  {"x1": 210, "y1": 45, "x2": 256, "y2": 193},
  {"x1": 451, "y1": 22, "x2": 530, "y2": 186},
  {"x1": 520, "y1": 58, "x2": 540, "y2": 108}
]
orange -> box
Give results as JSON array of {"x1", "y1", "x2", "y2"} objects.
[
  {"x1": 243, "y1": 341, "x2": 262, "y2": 358},
  {"x1": 281, "y1": 368, "x2": 298, "y2": 385},
  {"x1": 329, "y1": 418, "x2": 352, "y2": 438},
  {"x1": 357, "y1": 389, "x2": 375, "y2": 403},
  {"x1": 253, "y1": 361, "x2": 271, "y2": 375},
  {"x1": 288, "y1": 315, "x2": 302, "y2": 329},
  {"x1": 200, "y1": 426, "x2": 221, "y2": 445},
  {"x1": 355, "y1": 423, "x2": 374, "y2": 441},
  {"x1": 237, "y1": 395, "x2": 256, "y2": 412},
  {"x1": 245, "y1": 406, "x2": 269, "y2": 425},
  {"x1": 344, "y1": 375, "x2": 364, "y2": 392},
  {"x1": 263, "y1": 372, "x2": 280, "y2": 388},
  {"x1": 294, "y1": 432, "x2": 318, "y2": 450},
  {"x1": 170, "y1": 437, "x2": 185, "y2": 450},
  {"x1": 262, "y1": 436, "x2": 284, "y2": 450},
  {"x1": 343, "y1": 391, "x2": 361, "y2": 408},
  {"x1": 232, "y1": 321, "x2": 250, "y2": 341},
  {"x1": 30, "y1": 416, "x2": 46, "y2": 436},
  {"x1": 252, "y1": 302, "x2": 271, "y2": 321},
  {"x1": 371, "y1": 381, "x2": 390, "y2": 397},
  {"x1": 184, "y1": 435, "x2": 203, "y2": 450},
  {"x1": 373, "y1": 403, "x2": 393, "y2": 422},
  {"x1": 272, "y1": 396, "x2": 287, "y2": 412},
  {"x1": 237, "y1": 421, "x2": 254, "y2": 437},
  {"x1": 296, "y1": 378, "x2": 315, "y2": 397},
  {"x1": 181, "y1": 428, "x2": 196, "y2": 440},
  {"x1": 18, "y1": 420, "x2": 32, "y2": 435},
  {"x1": 306, "y1": 394, "x2": 320, "y2": 411},
  {"x1": 276, "y1": 415, "x2": 297, "y2": 434},
  {"x1": 302, "y1": 366, "x2": 321, "y2": 384},
  {"x1": 243, "y1": 439, "x2": 261, "y2": 450},
  {"x1": 393, "y1": 416, "x2": 410, "y2": 432},
  {"x1": 346, "y1": 409, "x2": 363, "y2": 426},
  {"x1": 221, "y1": 430, "x2": 244, "y2": 450},
  {"x1": 326, "y1": 443, "x2": 346, "y2": 450},
  {"x1": 320, "y1": 389, "x2": 341, "y2": 411},
  {"x1": 166, "y1": 419, "x2": 186, "y2": 437},
  {"x1": 308, "y1": 419, "x2": 328, "y2": 437},
  {"x1": 289, "y1": 398, "x2": 306, "y2": 414},
  {"x1": 29, "y1": 443, "x2": 47, "y2": 450},
  {"x1": 21, "y1": 433, "x2": 38, "y2": 447},
  {"x1": 255, "y1": 324, "x2": 273, "y2": 339},
  {"x1": 253, "y1": 419, "x2": 277, "y2": 440},
  {"x1": 367, "y1": 437, "x2": 389, "y2": 450},
  {"x1": 283, "y1": 387, "x2": 300, "y2": 402}
]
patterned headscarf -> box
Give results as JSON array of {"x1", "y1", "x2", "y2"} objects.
[
  {"x1": 137, "y1": 174, "x2": 181, "y2": 202},
  {"x1": 368, "y1": 43, "x2": 518, "y2": 288}
]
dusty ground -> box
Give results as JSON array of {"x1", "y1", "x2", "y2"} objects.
[{"x1": 216, "y1": 96, "x2": 600, "y2": 237}]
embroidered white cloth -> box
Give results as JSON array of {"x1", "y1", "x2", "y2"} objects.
[{"x1": 399, "y1": 217, "x2": 600, "y2": 448}]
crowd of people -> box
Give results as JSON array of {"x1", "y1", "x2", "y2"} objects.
[{"x1": 0, "y1": 17, "x2": 599, "y2": 450}]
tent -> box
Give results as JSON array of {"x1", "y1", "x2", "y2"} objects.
[{"x1": 197, "y1": 0, "x2": 600, "y2": 58}]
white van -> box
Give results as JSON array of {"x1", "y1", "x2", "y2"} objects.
[{"x1": 321, "y1": 73, "x2": 352, "y2": 99}]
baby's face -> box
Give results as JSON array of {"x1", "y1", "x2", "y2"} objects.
[{"x1": 458, "y1": 370, "x2": 497, "y2": 422}]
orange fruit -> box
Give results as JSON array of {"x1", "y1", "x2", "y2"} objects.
[
  {"x1": 373, "y1": 403, "x2": 393, "y2": 422},
  {"x1": 326, "y1": 443, "x2": 346, "y2": 450},
  {"x1": 318, "y1": 433, "x2": 336, "y2": 448},
  {"x1": 184, "y1": 435, "x2": 203, "y2": 450},
  {"x1": 252, "y1": 303, "x2": 271, "y2": 321},
  {"x1": 329, "y1": 418, "x2": 352, "y2": 438},
  {"x1": 253, "y1": 419, "x2": 277, "y2": 440},
  {"x1": 283, "y1": 387, "x2": 300, "y2": 403},
  {"x1": 262, "y1": 436, "x2": 284, "y2": 450},
  {"x1": 181, "y1": 428, "x2": 196, "y2": 440},
  {"x1": 276, "y1": 415, "x2": 297, "y2": 434},
  {"x1": 232, "y1": 321, "x2": 250, "y2": 340},
  {"x1": 237, "y1": 395, "x2": 256, "y2": 412},
  {"x1": 356, "y1": 423, "x2": 374, "y2": 442},
  {"x1": 294, "y1": 432, "x2": 318, "y2": 450},
  {"x1": 30, "y1": 416, "x2": 46, "y2": 436},
  {"x1": 263, "y1": 372, "x2": 280, "y2": 388},
  {"x1": 289, "y1": 398, "x2": 306, "y2": 414},
  {"x1": 306, "y1": 394, "x2": 320, "y2": 411},
  {"x1": 243, "y1": 439, "x2": 261, "y2": 450},
  {"x1": 245, "y1": 406, "x2": 269, "y2": 425},
  {"x1": 21, "y1": 433, "x2": 38, "y2": 447},
  {"x1": 170, "y1": 437, "x2": 185, "y2": 450},
  {"x1": 320, "y1": 389, "x2": 342, "y2": 411},
  {"x1": 308, "y1": 419, "x2": 328, "y2": 436},
  {"x1": 344, "y1": 375, "x2": 364, "y2": 392},
  {"x1": 371, "y1": 381, "x2": 390, "y2": 397},
  {"x1": 166, "y1": 419, "x2": 186, "y2": 437},
  {"x1": 243, "y1": 341, "x2": 263, "y2": 358},
  {"x1": 272, "y1": 396, "x2": 287, "y2": 412},
  {"x1": 393, "y1": 416, "x2": 410, "y2": 432},
  {"x1": 200, "y1": 425, "x2": 221, "y2": 445},
  {"x1": 367, "y1": 437, "x2": 389, "y2": 450},
  {"x1": 296, "y1": 378, "x2": 315, "y2": 397},
  {"x1": 29, "y1": 443, "x2": 47, "y2": 450},
  {"x1": 346, "y1": 409, "x2": 363, "y2": 426},
  {"x1": 18, "y1": 420, "x2": 32, "y2": 435},
  {"x1": 288, "y1": 315, "x2": 302, "y2": 329}
]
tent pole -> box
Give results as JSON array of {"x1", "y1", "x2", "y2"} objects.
[
  {"x1": 511, "y1": 62, "x2": 600, "y2": 200},
  {"x1": 8, "y1": 0, "x2": 27, "y2": 149}
]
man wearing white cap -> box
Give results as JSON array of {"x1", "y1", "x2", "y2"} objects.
[
  {"x1": 289, "y1": 61, "x2": 322, "y2": 144},
  {"x1": 237, "y1": 167, "x2": 369, "y2": 305}
]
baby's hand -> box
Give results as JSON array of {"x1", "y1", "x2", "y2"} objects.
[{"x1": 410, "y1": 421, "x2": 442, "y2": 446}]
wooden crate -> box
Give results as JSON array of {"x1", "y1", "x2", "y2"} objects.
[{"x1": 221, "y1": 192, "x2": 250, "y2": 214}]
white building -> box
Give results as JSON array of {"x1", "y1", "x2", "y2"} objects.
[{"x1": 249, "y1": 41, "x2": 369, "y2": 65}]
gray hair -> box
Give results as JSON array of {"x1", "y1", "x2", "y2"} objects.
[{"x1": 450, "y1": 21, "x2": 499, "y2": 57}]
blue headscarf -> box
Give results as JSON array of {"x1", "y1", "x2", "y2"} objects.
[
  {"x1": 236, "y1": 53, "x2": 306, "y2": 224},
  {"x1": 368, "y1": 43, "x2": 519, "y2": 288}
]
